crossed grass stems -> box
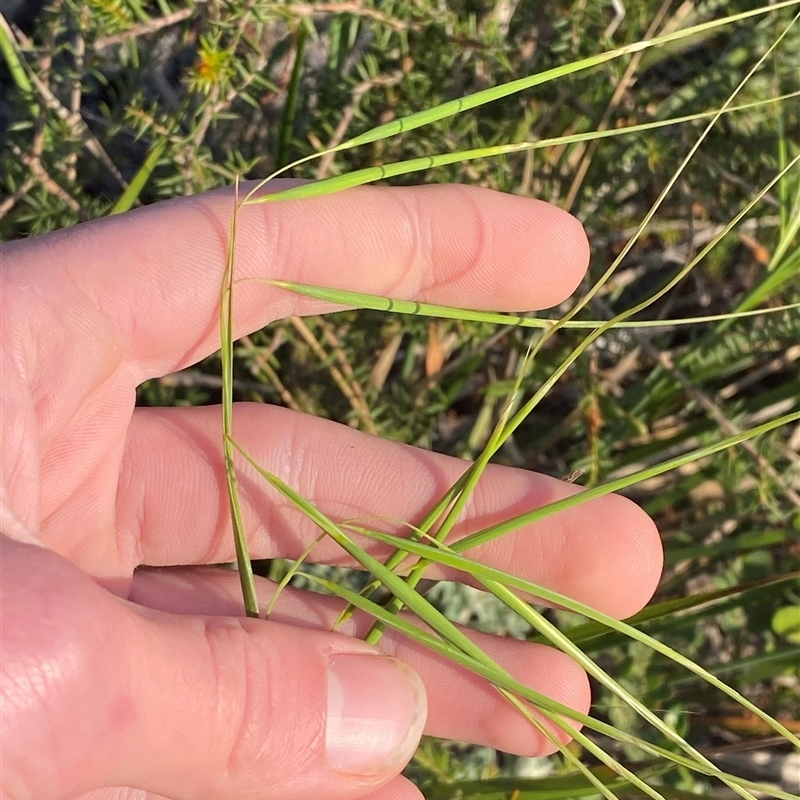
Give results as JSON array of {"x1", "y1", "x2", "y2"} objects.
[{"x1": 218, "y1": 5, "x2": 800, "y2": 798}]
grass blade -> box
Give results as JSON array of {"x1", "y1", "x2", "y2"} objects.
[
  {"x1": 248, "y1": 90, "x2": 800, "y2": 204},
  {"x1": 220, "y1": 186, "x2": 259, "y2": 618},
  {"x1": 267, "y1": 282, "x2": 800, "y2": 331},
  {"x1": 111, "y1": 139, "x2": 167, "y2": 215},
  {"x1": 355, "y1": 526, "x2": 800, "y2": 749}
]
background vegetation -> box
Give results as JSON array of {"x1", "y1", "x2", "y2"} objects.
[{"x1": 1, "y1": 0, "x2": 798, "y2": 797}]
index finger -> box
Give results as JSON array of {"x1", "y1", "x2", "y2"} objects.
[{"x1": 2, "y1": 182, "x2": 589, "y2": 435}]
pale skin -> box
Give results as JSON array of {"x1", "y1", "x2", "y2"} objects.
[{"x1": 0, "y1": 182, "x2": 663, "y2": 800}]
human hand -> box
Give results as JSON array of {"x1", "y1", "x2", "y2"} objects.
[{"x1": 0, "y1": 183, "x2": 663, "y2": 800}]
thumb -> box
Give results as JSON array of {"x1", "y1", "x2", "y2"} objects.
[{"x1": 0, "y1": 538, "x2": 427, "y2": 800}]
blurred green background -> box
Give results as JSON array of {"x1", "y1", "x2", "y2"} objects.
[{"x1": 1, "y1": 1, "x2": 798, "y2": 796}]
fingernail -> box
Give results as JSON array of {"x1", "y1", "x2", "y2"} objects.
[{"x1": 326, "y1": 654, "x2": 427, "y2": 775}]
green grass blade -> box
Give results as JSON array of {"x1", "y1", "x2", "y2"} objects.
[
  {"x1": 225, "y1": 436, "x2": 539, "y2": 679},
  {"x1": 362, "y1": 343, "x2": 534, "y2": 643},
  {"x1": 302, "y1": 572, "x2": 797, "y2": 797},
  {"x1": 267, "y1": 136, "x2": 799, "y2": 553},
  {"x1": 454, "y1": 409, "x2": 800, "y2": 551},
  {"x1": 110, "y1": 139, "x2": 166, "y2": 215},
  {"x1": 332, "y1": 149, "x2": 800, "y2": 674},
  {"x1": 220, "y1": 189, "x2": 259, "y2": 618},
  {"x1": 347, "y1": 153, "x2": 800, "y2": 582},
  {"x1": 550, "y1": 571, "x2": 800, "y2": 651},
  {"x1": 237, "y1": 4, "x2": 799, "y2": 207},
  {"x1": 226, "y1": 430, "x2": 798, "y2": 788},
  {"x1": 247, "y1": 90, "x2": 800, "y2": 204},
  {"x1": 473, "y1": 581, "x2": 758, "y2": 800},
  {"x1": 225, "y1": 439, "x2": 636, "y2": 796},
  {"x1": 276, "y1": 22, "x2": 308, "y2": 168},
  {"x1": 354, "y1": 528, "x2": 800, "y2": 750},
  {"x1": 0, "y1": 13, "x2": 33, "y2": 96},
  {"x1": 732, "y1": 197, "x2": 800, "y2": 314},
  {"x1": 331, "y1": 2, "x2": 800, "y2": 151},
  {"x1": 310, "y1": 150, "x2": 799, "y2": 654},
  {"x1": 264, "y1": 532, "x2": 325, "y2": 618},
  {"x1": 267, "y1": 282, "x2": 800, "y2": 330},
  {"x1": 477, "y1": 152, "x2": 800, "y2": 482},
  {"x1": 436, "y1": 764, "x2": 674, "y2": 800},
  {"x1": 227, "y1": 435, "x2": 658, "y2": 796},
  {"x1": 543, "y1": 8, "x2": 799, "y2": 338}
]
